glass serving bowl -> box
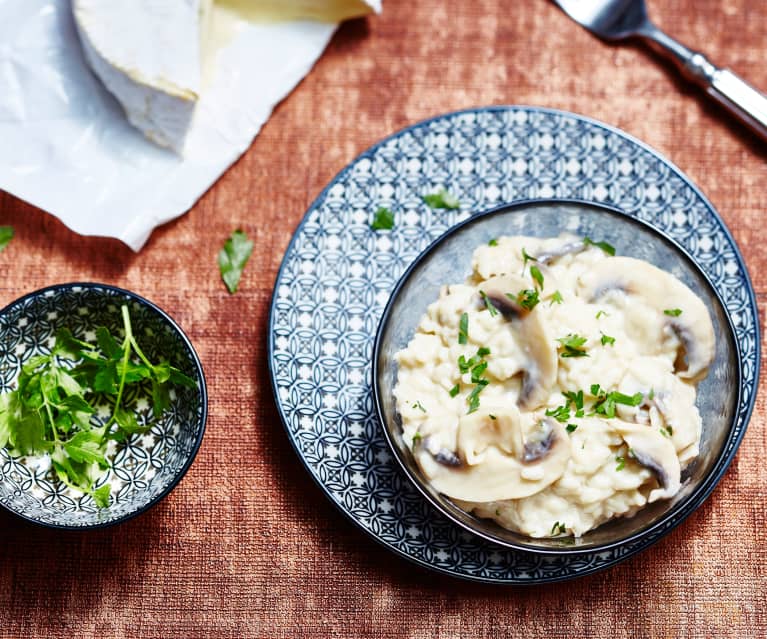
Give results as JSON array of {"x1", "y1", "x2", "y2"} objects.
[{"x1": 373, "y1": 199, "x2": 740, "y2": 554}]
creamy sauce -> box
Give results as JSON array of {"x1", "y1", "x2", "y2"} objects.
[{"x1": 393, "y1": 234, "x2": 715, "y2": 538}]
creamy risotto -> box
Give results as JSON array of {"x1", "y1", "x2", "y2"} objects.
[{"x1": 393, "y1": 234, "x2": 715, "y2": 538}]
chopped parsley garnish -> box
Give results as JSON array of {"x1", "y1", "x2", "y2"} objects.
[
  {"x1": 648, "y1": 388, "x2": 655, "y2": 400},
  {"x1": 370, "y1": 207, "x2": 395, "y2": 230},
  {"x1": 590, "y1": 385, "x2": 643, "y2": 418},
  {"x1": 514, "y1": 289, "x2": 540, "y2": 311},
  {"x1": 458, "y1": 312, "x2": 469, "y2": 344},
  {"x1": 412, "y1": 432, "x2": 422, "y2": 445},
  {"x1": 660, "y1": 427, "x2": 671, "y2": 438},
  {"x1": 448, "y1": 384, "x2": 460, "y2": 398},
  {"x1": 566, "y1": 423, "x2": 578, "y2": 433},
  {"x1": 551, "y1": 522, "x2": 567, "y2": 535},
  {"x1": 470, "y1": 361, "x2": 488, "y2": 383},
  {"x1": 557, "y1": 334, "x2": 589, "y2": 358},
  {"x1": 530, "y1": 265, "x2": 544, "y2": 289},
  {"x1": 601, "y1": 333, "x2": 616, "y2": 346},
  {"x1": 550, "y1": 290, "x2": 563, "y2": 305},
  {"x1": 615, "y1": 455, "x2": 626, "y2": 471},
  {"x1": 583, "y1": 237, "x2": 616, "y2": 256},
  {"x1": 545, "y1": 405, "x2": 570, "y2": 423},
  {"x1": 664, "y1": 308, "x2": 683, "y2": 317},
  {"x1": 458, "y1": 347, "x2": 492, "y2": 414},
  {"x1": 595, "y1": 310, "x2": 609, "y2": 319},
  {"x1": 219, "y1": 229, "x2": 254, "y2": 294},
  {"x1": 412, "y1": 401, "x2": 426, "y2": 413},
  {"x1": 466, "y1": 381, "x2": 488, "y2": 414},
  {"x1": 666, "y1": 424, "x2": 673, "y2": 435},
  {"x1": 489, "y1": 414, "x2": 497, "y2": 420},
  {"x1": 0, "y1": 226, "x2": 14, "y2": 253},
  {"x1": 562, "y1": 390, "x2": 585, "y2": 416},
  {"x1": 495, "y1": 508, "x2": 501, "y2": 516},
  {"x1": 521, "y1": 247, "x2": 538, "y2": 270},
  {"x1": 458, "y1": 354, "x2": 480, "y2": 374},
  {"x1": 488, "y1": 238, "x2": 498, "y2": 247},
  {"x1": 422, "y1": 188, "x2": 460, "y2": 210},
  {"x1": 479, "y1": 291, "x2": 499, "y2": 317}
]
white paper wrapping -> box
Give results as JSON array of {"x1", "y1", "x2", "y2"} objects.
[{"x1": 0, "y1": 0, "x2": 355, "y2": 250}]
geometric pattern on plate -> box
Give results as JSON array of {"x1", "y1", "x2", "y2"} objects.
[{"x1": 268, "y1": 106, "x2": 759, "y2": 583}]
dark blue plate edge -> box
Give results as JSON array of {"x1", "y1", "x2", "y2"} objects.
[
  {"x1": 0, "y1": 282, "x2": 209, "y2": 531},
  {"x1": 373, "y1": 198, "x2": 743, "y2": 557},
  {"x1": 266, "y1": 105, "x2": 761, "y2": 585}
]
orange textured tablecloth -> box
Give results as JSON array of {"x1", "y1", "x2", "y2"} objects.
[{"x1": 1, "y1": 1, "x2": 765, "y2": 637}]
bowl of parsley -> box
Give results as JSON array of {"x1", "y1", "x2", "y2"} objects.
[{"x1": 0, "y1": 283, "x2": 207, "y2": 529}]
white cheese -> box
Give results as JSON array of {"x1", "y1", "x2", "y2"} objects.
[
  {"x1": 73, "y1": 0, "x2": 212, "y2": 155},
  {"x1": 73, "y1": 0, "x2": 379, "y2": 155}
]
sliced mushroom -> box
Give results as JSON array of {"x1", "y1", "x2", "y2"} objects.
[
  {"x1": 479, "y1": 275, "x2": 557, "y2": 410},
  {"x1": 616, "y1": 357, "x2": 702, "y2": 464},
  {"x1": 533, "y1": 240, "x2": 587, "y2": 265},
  {"x1": 417, "y1": 411, "x2": 570, "y2": 502},
  {"x1": 613, "y1": 421, "x2": 681, "y2": 501},
  {"x1": 577, "y1": 257, "x2": 715, "y2": 380}
]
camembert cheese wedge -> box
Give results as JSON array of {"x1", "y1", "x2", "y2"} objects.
[{"x1": 73, "y1": 0, "x2": 380, "y2": 155}]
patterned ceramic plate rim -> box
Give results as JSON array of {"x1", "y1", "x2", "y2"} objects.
[
  {"x1": 267, "y1": 106, "x2": 760, "y2": 583},
  {"x1": 0, "y1": 282, "x2": 209, "y2": 530}
]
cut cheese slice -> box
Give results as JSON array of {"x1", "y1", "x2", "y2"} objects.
[
  {"x1": 217, "y1": 0, "x2": 381, "y2": 22},
  {"x1": 73, "y1": 0, "x2": 212, "y2": 155},
  {"x1": 73, "y1": 0, "x2": 380, "y2": 155}
]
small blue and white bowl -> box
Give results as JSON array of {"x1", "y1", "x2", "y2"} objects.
[{"x1": 0, "y1": 283, "x2": 207, "y2": 529}]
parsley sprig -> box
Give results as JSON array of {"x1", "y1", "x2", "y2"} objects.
[
  {"x1": 0, "y1": 306, "x2": 196, "y2": 505},
  {"x1": 422, "y1": 188, "x2": 460, "y2": 210},
  {"x1": 458, "y1": 347, "x2": 491, "y2": 414},
  {"x1": 557, "y1": 334, "x2": 589, "y2": 358},
  {"x1": 589, "y1": 384, "x2": 643, "y2": 418}
]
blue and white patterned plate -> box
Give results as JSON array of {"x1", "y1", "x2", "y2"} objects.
[{"x1": 268, "y1": 106, "x2": 759, "y2": 583}]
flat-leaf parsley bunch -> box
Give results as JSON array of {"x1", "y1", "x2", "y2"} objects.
[{"x1": 0, "y1": 305, "x2": 195, "y2": 507}]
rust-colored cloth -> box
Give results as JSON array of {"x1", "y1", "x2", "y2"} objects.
[{"x1": 0, "y1": 1, "x2": 765, "y2": 637}]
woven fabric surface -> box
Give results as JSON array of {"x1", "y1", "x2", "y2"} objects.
[{"x1": 0, "y1": 0, "x2": 765, "y2": 636}]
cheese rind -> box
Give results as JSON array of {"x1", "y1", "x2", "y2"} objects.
[{"x1": 73, "y1": 0, "x2": 208, "y2": 154}]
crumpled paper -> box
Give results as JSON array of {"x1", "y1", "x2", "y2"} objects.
[{"x1": 0, "y1": 0, "x2": 373, "y2": 250}]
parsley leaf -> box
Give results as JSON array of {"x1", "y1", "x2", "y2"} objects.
[
  {"x1": 615, "y1": 455, "x2": 626, "y2": 471},
  {"x1": 601, "y1": 333, "x2": 616, "y2": 346},
  {"x1": 595, "y1": 310, "x2": 609, "y2": 319},
  {"x1": 218, "y1": 229, "x2": 254, "y2": 294},
  {"x1": 458, "y1": 313, "x2": 469, "y2": 344},
  {"x1": 370, "y1": 207, "x2": 395, "y2": 231},
  {"x1": 514, "y1": 289, "x2": 539, "y2": 311},
  {"x1": 412, "y1": 401, "x2": 426, "y2": 413},
  {"x1": 530, "y1": 265, "x2": 544, "y2": 289},
  {"x1": 550, "y1": 290, "x2": 563, "y2": 305},
  {"x1": 521, "y1": 248, "x2": 537, "y2": 270},
  {"x1": 583, "y1": 237, "x2": 616, "y2": 256},
  {"x1": 448, "y1": 384, "x2": 460, "y2": 398},
  {"x1": 0, "y1": 305, "x2": 197, "y2": 505},
  {"x1": 545, "y1": 405, "x2": 570, "y2": 423},
  {"x1": 557, "y1": 334, "x2": 589, "y2": 358},
  {"x1": 479, "y1": 291, "x2": 499, "y2": 317},
  {"x1": 551, "y1": 521, "x2": 567, "y2": 535},
  {"x1": 0, "y1": 226, "x2": 14, "y2": 252},
  {"x1": 422, "y1": 188, "x2": 460, "y2": 210},
  {"x1": 92, "y1": 483, "x2": 111, "y2": 508},
  {"x1": 664, "y1": 308, "x2": 683, "y2": 317},
  {"x1": 488, "y1": 238, "x2": 498, "y2": 247},
  {"x1": 566, "y1": 423, "x2": 578, "y2": 433}
]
